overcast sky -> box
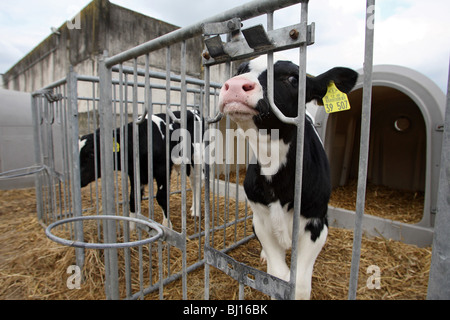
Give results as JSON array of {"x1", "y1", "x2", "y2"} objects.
[{"x1": 0, "y1": 0, "x2": 449, "y2": 92}]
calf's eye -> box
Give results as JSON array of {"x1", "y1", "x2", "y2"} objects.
[{"x1": 288, "y1": 76, "x2": 298, "y2": 87}]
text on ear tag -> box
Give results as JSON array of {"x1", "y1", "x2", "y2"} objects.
[{"x1": 323, "y1": 81, "x2": 351, "y2": 113}]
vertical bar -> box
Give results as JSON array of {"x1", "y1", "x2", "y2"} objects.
[
  {"x1": 223, "y1": 55, "x2": 232, "y2": 250},
  {"x1": 56, "y1": 87, "x2": 65, "y2": 223},
  {"x1": 41, "y1": 96, "x2": 52, "y2": 225},
  {"x1": 158, "y1": 240, "x2": 164, "y2": 300},
  {"x1": 165, "y1": 46, "x2": 172, "y2": 280},
  {"x1": 60, "y1": 84, "x2": 72, "y2": 224},
  {"x1": 118, "y1": 64, "x2": 132, "y2": 298},
  {"x1": 290, "y1": 2, "x2": 308, "y2": 299},
  {"x1": 213, "y1": 89, "x2": 219, "y2": 247},
  {"x1": 204, "y1": 65, "x2": 211, "y2": 300},
  {"x1": 145, "y1": 54, "x2": 154, "y2": 221},
  {"x1": 348, "y1": 0, "x2": 375, "y2": 300},
  {"x1": 145, "y1": 53, "x2": 155, "y2": 287},
  {"x1": 131, "y1": 59, "x2": 145, "y2": 300},
  {"x1": 92, "y1": 80, "x2": 101, "y2": 219},
  {"x1": 67, "y1": 68, "x2": 85, "y2": 269},
  {"x1": 239, "y1": 283, "x2": 245, "y2": 300},
  {"x1": 194, "y1": 87, "x2": 203, "y2": 259},
  {"x1": 132, "y1": 58, "x2": 142, "y2": 220},
  {"x1": 427, "y1": 59, "x2": 450, "y2": 299},
  {"x1": 234, "y1": 129, "x2": 240, "y2": 243},
  {"x1": 98, "y1": 52, "x2": 119, "y2": 300},
  {"x1": 39, "y1": 97, "x2": 50, "y2": 225},
  {"x1": 224, "y1": 113, "x2": 230, "y2": 249},
  {"x1": 165, "y1": 46, "x2": 172, "y2": 229},
  {"x1": 180, "y1": 40, "x2": 188, "y2": 300},
  {"x1": 44, "y1": 98, "x2": 57, "y2": 222},
  {"x1": 31, "y1": 95, "x2": 44, "y2": 222}
]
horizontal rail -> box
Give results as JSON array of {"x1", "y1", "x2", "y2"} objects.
[
  {"x1": 111, "y1": 65, "x2": 222, "y2": 88},
  {"x1": 0, "y1": 165, "x2": 45, "y2": 180},
  {"x1": 105, "y1": 0, "x2": 305, "y2": 67},
  {"x1": 32, "y1": 78, "x2": 67, "y2": 95}
]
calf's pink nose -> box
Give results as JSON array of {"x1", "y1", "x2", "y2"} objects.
[{"x1": 221, "y1": 76, "x2": 257, "y2": 98}]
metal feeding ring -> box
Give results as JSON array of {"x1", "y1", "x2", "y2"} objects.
[{"x1": 45, "y1": 215, "x2": 164, "y2": 249}]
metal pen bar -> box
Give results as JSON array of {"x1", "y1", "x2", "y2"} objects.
[
  {"x1": 98, "y1": 52, "x2": 119, "y2": 300},
  {"x1": 91, "y1": 80, "x2": 101, "y2": 220},
  {"x1": 43, "y1": 98, "x2": 56, "y2": 223},
  {"x1": 180, "y1": 40, "x2": 188, "y2": 300},
  {"x1": 128, "y1": 234, "x2": 256, "y2": 300},
  {"x1": 288, "y1": 2, "x2": 309, "y2": 300},
  {"x1": 131, "y1": 58, "x2": 146, "y2": 300},
  {"x1": 111, "y1": 65, "x2": 222, "y2": 88},
  {"x1": 118, "y1": 64, "x2": 132, "y2": 299},
  {"x1": 67, "y1": 68, "x2": 85, "y2": 269},
  {"x1": 427, "y1": 58, "x2": 450, "y2": 299},
  {"x1": 32, "y1": 77, "x2": 67, "y2": 93},
  {"x1": 203, "y1": 64, "x2": 212, "y2": 300},
  {"x1": 165, "y1": 46, "x2": 173, "y2": 280},
  {"x1": 78, "y1": 79, "x2": 221, "y2": 95},
  {"x1": 223, "y1": 56, "x2": 232, "y2": 252},
  {"x1": 132, "y1": 58, "x2": 142, "y2": 227},
  {"x1": 31, "y1": 95, "x2": 44, "y2": 222},
  {"x1": 105, "y1": 0, "x2": 306, "y2": 67},
  {"x1": 145, "y1": 53, "x2": 156, "y2": 289},
  {"x1": 60, "y1": 85, "x2": 72, "y2": 228},
  {"x1": 348, "y1": 0, "x2": 375, "y2": 300}
]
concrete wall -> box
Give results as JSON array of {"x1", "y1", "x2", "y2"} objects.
[{"x1": 2, "y1": 0, "x2": 205, "y2": 93}]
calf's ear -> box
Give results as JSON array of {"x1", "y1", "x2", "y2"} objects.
[{"x1": 307, "y1": 67, "x2": 358, "y2": 103}]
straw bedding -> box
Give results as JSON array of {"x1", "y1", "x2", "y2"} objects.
[
  {"x1": 0, "y1": 175, "x2": 431, "y2": 300},
  {"x1": 222, "y1": 169, "x2": 425, "y2": 224}
]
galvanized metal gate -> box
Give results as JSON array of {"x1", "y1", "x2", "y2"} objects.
[{"x1": 32, "y1": 0, "x2": 450, "y2": 300}]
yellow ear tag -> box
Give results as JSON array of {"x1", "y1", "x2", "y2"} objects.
[
  {"x1": 323, "y1": 81, "x2": 351, "y2": 113},
  {"x1": 113, "y1": 138, "x2": 120, "y2": 153}
]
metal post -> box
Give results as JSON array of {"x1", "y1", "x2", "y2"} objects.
[
  {"x1": 132, "y1": 58, "x2": 142, "y2": 220},
  {"x1": 204, "y1": 64, "x2": 211, "y2": 300},
  {"x1": 67, "y1": 67, "x2": 85, "y2": 269},
  {"x1": 44, "y1": 98, "x2": 57, "y2": 222},
  {"x1": 31, "y1": 94, "x2": 44, "y2": 222},
  {"x1": 98, "y1": 52, "x2": 119, "y2": 300},
  {"x1": 145, "y1": 53, "x2": 155, "y2": 290},
  {"x1": 348, "y1": 0, "x2": 375, "y2": 300},
  {"x1": 165, "y1": 46, "x2": 172, "y2": 282},
  {"x1": 180, "y1": 40, "x2": 188, "y2": 300},
  {"x1": 427, "y1": 59, "x2": 450, "y2": 299},
  {"x1": 288, "y1": 1, "x2": 308, "y2": 300},
  {"x1": 165, "y1": 46, "x2": 172, "y2": 229}
]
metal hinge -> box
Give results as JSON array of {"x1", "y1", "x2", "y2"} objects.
[{"x1": 202, "y1": 18, "x2": 315, "y2": 66}]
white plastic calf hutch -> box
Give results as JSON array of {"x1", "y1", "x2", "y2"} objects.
[
  {"x1": 31, "y1": 0, "x2": 450, "y2": 300},
  {"x1": 0, "y1": 89, "x2": 35, "y2": 189},
  {"x1": 315, "y1": 65, "x2": 446, "y2": 247}
]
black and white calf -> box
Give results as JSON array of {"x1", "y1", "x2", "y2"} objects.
[
  {"x1": 79, "y1": 110, "x2": 203, "y2": 229},
  {"x1": 218, "y1": 56, "x2": 357, "y2": 299}
]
